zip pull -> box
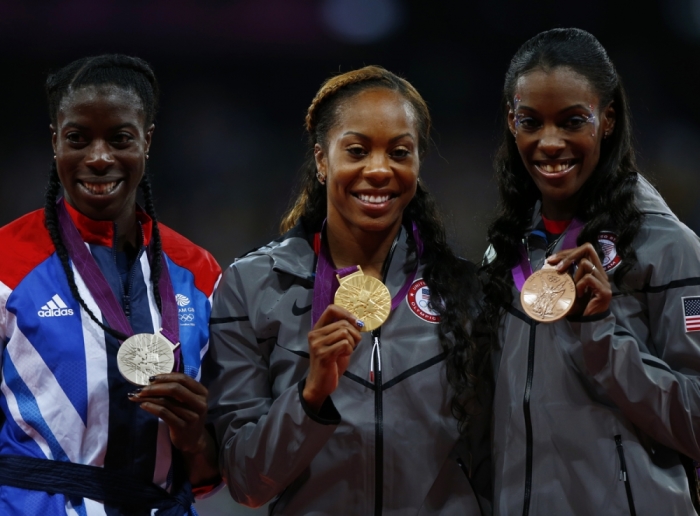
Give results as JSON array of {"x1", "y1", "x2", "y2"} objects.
[
  {"x1": 614, "y1": 435, "x2": 627, "y2": 481},
  {"x1": 369, "y1": 336, "x2": 381, "y2": 383}
]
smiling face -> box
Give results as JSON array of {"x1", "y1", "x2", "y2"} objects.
[
  {"x1": 51, "y1": 85, "x2": 153, "y2": 227},
  {"x1": 315, "y1": 88, "x2": 419, "y2": 238},
  {"x1": 508, "y1": 67, "x2": 615, "y2": 219}
]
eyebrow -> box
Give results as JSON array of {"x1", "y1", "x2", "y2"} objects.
[
  {"x1": 516, "y1": 103, "x2": 592, "y2": 114},
  {"x1": 342, "y1": 131, "x2": 415, "y2": 142},
  {"x1": 62, "y1": 121, "x2": 140, "y2": 131}
]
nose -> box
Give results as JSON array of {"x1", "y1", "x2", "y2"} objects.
[
  {"x1": 537, "y1": 125, "x2": 566, "y2": 156},
  {"x1": 363, "y1": 151, "x2": 392, "y2": 185},
  {"x1": 84, "y1": 140, "x2": 115, "y2": 172}
]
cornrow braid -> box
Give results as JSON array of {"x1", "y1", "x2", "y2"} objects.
[
  {"x1": 43, "y1": 54, "x2": 164, "y2": 340},
  {"x1": 139, "y1": 171, "x2": 163, "y2": 314},
  {"x1": 44, "y1": 162, "x2": 129, "y2": 341}
]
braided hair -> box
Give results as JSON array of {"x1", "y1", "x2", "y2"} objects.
[
  {"x1": 280, "y1": 65, "x2": 484, "y2": 433},
  {"x1": 44, "y1": 54, "x2": 162, "y2": 340}
]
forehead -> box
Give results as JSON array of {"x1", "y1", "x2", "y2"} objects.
[
  {"x1": 334, "y1": 88, "x2": 417, "y2": 133},
  {"x1": 514, "y1": 67, "x2": 599, "y2": 108},
  {"x1": 57, "y1": 85, "x2": 145, "y2": 124}
]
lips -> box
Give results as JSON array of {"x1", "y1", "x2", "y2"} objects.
[{"x1": 78, "y1": 180, "x2": 122, "y2": 196}]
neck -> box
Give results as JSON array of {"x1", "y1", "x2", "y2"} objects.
[
  {"x1": 114, "y1": 211, "x2": 139, "y2": 252},
  {"x1": 325, "y1": 217, "x2": 402, "y2": 280},
  {"x1": 540, "y1": 195, "x2": 580, "y2": 222}
]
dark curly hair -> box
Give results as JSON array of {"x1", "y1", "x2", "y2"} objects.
[
  {"x1": 482, "y1": 28, "x2": 643, "y2": 339},
  {"x1": 280, "y1": 65, "x2": 484, "y2": 433},
  {"x1": 44, "y1": 54, "x2": 162, "y2": 341}
]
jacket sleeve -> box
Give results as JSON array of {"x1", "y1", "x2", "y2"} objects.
[
  {"x1": 204, "y1": 261, "x2": 340, "y2": 508},
  {"x1": 570, "y1": 223, "x2": 700, "y2": 461}
]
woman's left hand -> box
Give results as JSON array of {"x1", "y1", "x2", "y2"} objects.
[
  {"x1": 547, "y1": 243, "x2": 612, "y2": 317},
  {"x1": 128, "y1": 373, "x2": 209, "y2": 454}
]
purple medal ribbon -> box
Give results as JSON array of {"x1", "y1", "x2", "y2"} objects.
[
  {"x1": 57, "y1": 200, "x2": 182, "y2": 371},
  {"x1": 312, "y1": 221, "x2": 424, "y2": 328},
  {"x1": 511, "y1": 217, "x2": 585, "y2": 291}
]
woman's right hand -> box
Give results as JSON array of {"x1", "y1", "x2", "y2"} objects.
[{"x1": 303, "y1": 304, "x2": 363, "y2": 412}]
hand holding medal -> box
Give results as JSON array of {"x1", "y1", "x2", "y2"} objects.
[{"x1": 544, "y1": 242, "x2": 612, "y2": 318}]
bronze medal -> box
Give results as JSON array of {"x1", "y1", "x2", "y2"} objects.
[
  {"x1": 117, "y1": 331, "x2": 180, "y2": 386},
  {"x1": 520, "y1": 264, "x2": 576, "y2": 323},
  {"x1": 334, "y1": 266, "x2": 392, "y2": 332}
]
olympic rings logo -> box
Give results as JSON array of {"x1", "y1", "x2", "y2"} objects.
[{"x1": 179, "y1": 314, "x2": 194, "y2": 322}]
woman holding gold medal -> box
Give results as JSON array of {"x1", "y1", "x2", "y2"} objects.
[
  {"x1": 0, "y1": 55, "x2": 221, "y2": 514},
  {"x1": 206, "y1": 66, "x2": 490, "y2": 514},
  {"x1": 481, "y1": 28, "x2": 700, "y2": 514}
]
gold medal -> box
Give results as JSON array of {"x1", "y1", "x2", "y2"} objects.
[
  {"x1": 117, "y1": 331, "x2": 180, "y2": 386},
  {"x1": 520, "y1": 264, "x2": 576, "y2": 323},
  {"x1": 334, "y1": 266, "x2": 392, "y2": 332}
]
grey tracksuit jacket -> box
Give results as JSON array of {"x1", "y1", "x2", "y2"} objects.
[
  {"x1": 206, "y1": 224, "x2": 490, "y2": 515},
  {"x1": 492, "y1": 177, "x2": 700, "y2": 515}
]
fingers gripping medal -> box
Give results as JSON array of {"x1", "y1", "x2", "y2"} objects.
[
  {"x1": 520, "y1": 264, "x2": 576, "y2": 322},
  {"x1": 334, "y1": 266, "x2": 392, "y2": 332},
  {"x1": 117, "y1": 331, "x2": 180, "y2": 386}
]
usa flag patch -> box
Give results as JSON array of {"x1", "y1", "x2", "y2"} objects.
[{"x1": 683, "y1": 296, "x2": 700, "y2": 332}]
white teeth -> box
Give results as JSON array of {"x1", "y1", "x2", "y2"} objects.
[
  {"x1": 538, "y1": 161, "x2": 572, "y2": 173},
  {"x1": 82, "y1": 181, "x2": 118, "y2": 195},
  {"x1": 359, "y1": 194, "x2": 390, "y2": 204}
]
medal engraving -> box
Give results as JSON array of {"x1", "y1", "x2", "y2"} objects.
[
  {"x1": 521, "y1": 265, "x2": 576, "y2": 323},
  {"x1": 117, "y1": 332, "x2": 179, "y2": 386},
  {"x1": 334, "y1": 267, "x2": 392, "y2": 332}
]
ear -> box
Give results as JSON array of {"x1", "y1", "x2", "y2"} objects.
[
  {"x1": 507, "y1": 106, "x2": 517, "y2": 137},
  {"x1": 50, "y1": 124, "x2": 57, "y2": 155},
  {"x1": 602, "y1": 102, "x2": 616, "y2": 138},
  {"x1": 314, "y1": 143, "x2": 327, "y2": 179},
  {"x1": 144, "y1": 124, "x2": 155, "y2": 154}
]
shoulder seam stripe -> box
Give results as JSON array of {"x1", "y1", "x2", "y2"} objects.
[
  {"x1": 641, "y1": 357, "x2": 673, "y2": 374},
  {"x1": 343, "y1": 370, "x2": 375, "y2": 390},
  {"x1": 505, "y1": 304, "x2": 535, "y2": 325},
  {"x1": 643, "y1": 277, "x2": 700, "y2": 293},
  {"x1": 209, "y1": 316, "x2": 249, "y2": 324}
]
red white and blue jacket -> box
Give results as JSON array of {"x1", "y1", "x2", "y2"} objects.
[{"x1": 0, "y1": 200, "x2": 221, "y2": 515}]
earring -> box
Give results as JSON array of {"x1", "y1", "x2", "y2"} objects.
[
  {"x1": 145, "y1": 153, "x2": 150, "y2": 160},
  {"x1": 603, "y1": 131, "x2": 611, "y2": 139},
  {"x1": 53, "y1": 154, "x2": 56, "y2": 160},
  {"x1": 316, "y1": 171, "x2": 326, "y2": 185}
]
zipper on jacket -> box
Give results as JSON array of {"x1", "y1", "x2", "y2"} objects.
[
  {"x1": 112, "y1": 222, "x2": 144, "y2": 321},
  {"x1": 522, "y1": 323, "x2": 537, "y2": 516},
  {"x1": 614, "y1": 435, "x2": 637, "y2": 515},
  {"x1": 372, "y1": 329, "x2": 383, "y2": 516}
]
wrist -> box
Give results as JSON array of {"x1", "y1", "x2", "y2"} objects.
[{"x1": 302, "y1": 385, "x2": 325, "y2": 413}]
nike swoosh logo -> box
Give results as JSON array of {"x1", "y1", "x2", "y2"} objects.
[{"x1": 292, "y1": 300, "x2": 312, "y2": 316}]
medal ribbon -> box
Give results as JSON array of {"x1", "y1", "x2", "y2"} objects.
[
  {"x1": 511, "y1": 217, "x2": 585, "y2": 291},
  {"x1": 57, "y1": 200, "x2": 181, "y2": 370},
  {"x1": 311, "y1": 221, "x2": 423, "y2": 328}
]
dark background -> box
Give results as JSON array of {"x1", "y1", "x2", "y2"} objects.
[{"x1": 1, "y1": 1, "x2": 699, "y2": 513}]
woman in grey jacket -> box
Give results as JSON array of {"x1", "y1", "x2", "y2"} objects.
[
  {"x1": 205, "y1": 66, "x2": 490, "y2": 515},
  {"x1": 481, "y1": 28, "x2": 700, "y2": 515}
]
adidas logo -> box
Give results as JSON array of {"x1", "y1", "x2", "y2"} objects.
[{"x1": 37, "y1": 294, "x2": 74, "y2": 318}]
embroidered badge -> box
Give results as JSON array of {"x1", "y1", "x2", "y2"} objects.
[
  {"x1": 406, "y1": 279, "x2": 440, "y2": 324},
  {"x1": 683, "y1": 297, "x2": 700, "y2": 333},
  {"x1": 599, "y1": 232, "x2": 621, "y2": 272}
]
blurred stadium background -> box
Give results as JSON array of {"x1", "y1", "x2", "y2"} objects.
[{"x1": 1, "y1": 0, "x2": 699, "y2": 513}]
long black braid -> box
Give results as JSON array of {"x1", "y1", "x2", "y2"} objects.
[{"x1": 44, "y1": 54, "x2": 162, "y2": 340}]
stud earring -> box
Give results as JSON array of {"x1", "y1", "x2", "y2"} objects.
[
  {"x1": 316, "y1": 171, "x2": 326, "y2": 185},
  {"x1": 145, "y1": 153, "x2": 150, "y2": 160}
]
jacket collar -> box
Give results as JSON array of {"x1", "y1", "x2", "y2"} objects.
[{"x1": 62, "y1": 198, "x2": 153, "y2": 248}]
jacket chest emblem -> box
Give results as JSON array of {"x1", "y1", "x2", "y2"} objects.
[
  {"x1": 599, "y1": 232, "x2": 621, "y2": 272},
  {"x1": 177, "y1": 294, "x2": 196, "y2": 326},
  {"x1": 406, "y1": 279, "x2": 440, "y2": 324}
]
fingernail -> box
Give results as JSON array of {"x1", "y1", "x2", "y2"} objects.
[
  {"x1": 356, "y1": 320, "x2": 365, "y2": 329},
  {"x1": 556, "y1": 262, "x2": 565, "y2": 271},
  {"x1": 127, "y1": 391, "x2": 138, "y2": 397},
  {"x1": 547, "y1": 254, "x2": 556, "y2": 262},
  {"x1": 148, "y1": 376, "x2": 157, "y2": 382}
]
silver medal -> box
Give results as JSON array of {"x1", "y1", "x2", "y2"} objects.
[{"x1": 117, "y1": 331, "x2": 179, "y2": 386}]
